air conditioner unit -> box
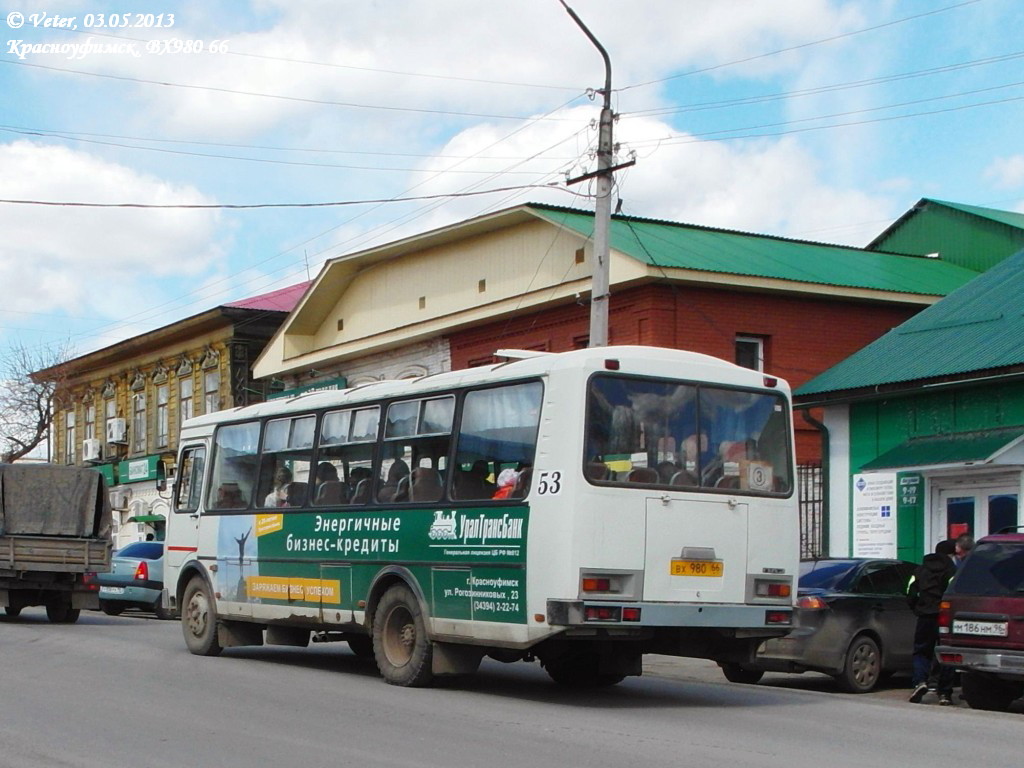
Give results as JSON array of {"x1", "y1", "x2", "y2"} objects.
[
  {"x1": 106, "y1": 418, "x2": 127, "y2": 444},
  {"x1": 109, "y1": 487, "x2": 132, "y2": 510},
  {"x1": 82, "y1": 438, "x2": 101, "y2": 462}
]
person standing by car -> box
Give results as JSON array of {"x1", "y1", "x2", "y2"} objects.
[
  {"x1": 954, "y1": 534, "x2": 974, "y2": 567},
  {"x1": 907, "y1": 539, "x2": 957, "y2": 705}
]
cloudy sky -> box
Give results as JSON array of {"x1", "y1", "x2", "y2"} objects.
[{"x1": 2, "y1": 0, "x2": 1022, "y2": 357}]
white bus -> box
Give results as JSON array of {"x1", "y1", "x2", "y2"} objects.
[{"x1": 164, "y1": 346, "x2": 798, "y2": 687}]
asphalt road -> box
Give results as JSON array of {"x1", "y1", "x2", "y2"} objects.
[{"x1": 1, "y1": 608, "x2": 1020, "y2": 768}]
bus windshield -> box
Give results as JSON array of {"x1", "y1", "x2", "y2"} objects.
[{"x1": 585, "y1": 374, "x2": 792, "y2": 494}]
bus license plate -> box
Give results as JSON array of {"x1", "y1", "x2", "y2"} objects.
[
  {"x1": 953, "y1": 620, "x2": 1007, "y2": 637},
  {"x1": 670, "y1": 559, "x2": 724, "y2": 577}
]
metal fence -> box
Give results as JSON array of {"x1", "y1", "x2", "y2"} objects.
[{"x1": 797, "y1": 461, "x2": 825, "y2": 559}]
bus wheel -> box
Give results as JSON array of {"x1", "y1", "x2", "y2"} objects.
[
  {"x1": 182, "y1": 576, "x2": 223, "y2": 657},
  {"x1": 46, "y1": 599, "x2": 80, "y2": 624},
  {"x1": 544, "y1": 651, "x2": 626, "y2": 688},
  {"x1": 372, "y1": 584, "x2": 433, "y2": 687},
  {"x1": 4, "y1": 605, "x2": 22, "y2": 617}
]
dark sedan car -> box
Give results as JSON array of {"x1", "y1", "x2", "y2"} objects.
[
  {"x1": 720, "y1": 558, "x2": 917, "y2": 692},
  {"x1": 96, "y1": 541, "x2": 172, "y2": 619}
]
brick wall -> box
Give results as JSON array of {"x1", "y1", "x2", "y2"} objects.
[{"x1": 449, "y1": 284, "x2": 920, "y2": 463}]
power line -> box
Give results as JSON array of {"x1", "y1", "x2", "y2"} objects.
[
  {"x1": 0, "y1": 58, "x2": 582, "y2": 122},
  {"x1": 0, "y1": 123, "x2": 578, "y2": 161},
  {"x1": 0, "y1": 183, "x2": 571, "y2": 209},
  {"x1": 54, "y1": 27, "x2": 584, "y2": 92},
  {"x1": 623, "y1": 50, "x2": 1024, "y2": 119},
  {"x1": 619, "y1": 0, "x2": 982, "y2": 92}
]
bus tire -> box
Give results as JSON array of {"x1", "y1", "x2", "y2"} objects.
[
  {"x1": 4, "y1": 605, "x2": 22, "y2": 617},
  {"x1": 182, "y1": 576, "x2": 223, "y2": 657},
  {"x1": 372, "y1": 584, "x2": 433, "y2": 687},
  {"x1": 544, "y1": 651, "x2": 626, "y2": 688}
]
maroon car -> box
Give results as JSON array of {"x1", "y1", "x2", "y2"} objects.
[{"x1": 937, "y1": 531, "x2": 1024, "y2": 712}]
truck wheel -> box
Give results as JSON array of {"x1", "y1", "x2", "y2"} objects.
[
  {"x1": 4, "y1": 605, "x2": 22, "y2": 617},
  {"x1": 372, "y1": 584, "x2": 433, "y2": 687},
  {"x1": 836, "y1": 635, "x2": 880, "y2": 693},
  {"x1": 46, "y1": 600, "x2": 81, "y2": 624},
  {"x1": 182, "y1": 576, "x2": 222, "y2": 656}
]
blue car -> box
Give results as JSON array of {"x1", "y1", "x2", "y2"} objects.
[{"x1": 96, "y1": 541, "x2": 172, "y2": 619}]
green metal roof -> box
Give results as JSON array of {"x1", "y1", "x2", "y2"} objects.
[
  {"x1": 867, "y1": 198, "x2": 1024, "y2": 273},
  {"x1": 796, "y1": 247, "x2": 1024, "y2": 399},
  {"x1": 861, "y1": 427, "x2": 1024, "y2": 470},
  {"x1": 529, "y1": 205, "x2": 978, "y2": 296},
  {"x1": 928, "y1": 199, "x2": 1024, "y2": 232}
]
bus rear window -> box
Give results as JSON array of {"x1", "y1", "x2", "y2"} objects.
[{"x1": 585, "y1": 375, "x2": 792, "y2": 494}]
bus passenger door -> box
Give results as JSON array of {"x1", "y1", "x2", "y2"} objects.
[
  {"x1": 643, "y1": 496, "x2": 749, "y2": 604},
  {"x1": 165, "y1": 444, "x2": 206, "y2": 611}
]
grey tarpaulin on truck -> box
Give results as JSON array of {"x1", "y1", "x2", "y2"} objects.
[{"x1": 0, "y1": 463, "x2": 112, "y2": 539}]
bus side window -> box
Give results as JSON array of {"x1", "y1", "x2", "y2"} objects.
[
  {"x1": 175, "y1": 446, "x2": 206, "y2": 512},
  {"x1": 452, "y1": 382, "x2": 542, "y2": 502},
  {"x1": 209, "y1": 421, "x2": 260, "y2": 511}
]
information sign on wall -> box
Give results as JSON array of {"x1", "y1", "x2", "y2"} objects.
[{"x1": 852, "y1": 473, "x2": 898, "y2": 558}]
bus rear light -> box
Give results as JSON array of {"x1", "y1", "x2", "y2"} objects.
[
  {"x1": 765, "y1": 610, "x2": 792, "y2": 626},
  {"x1": 581, "y1": 577, "x2": 612, "y2": 592},
  {"x1": 584, "y1": 605, "x2": 621, "y2": 622},
  {"x1": 621, "y1": 607, "x2": 641, "y2": 622},
  {"x1": 755, "y1": 581, "x2": 791, "y2": 598},
  {"x1": 938, "y1": 652, "x2": 963, "y2": 665}
]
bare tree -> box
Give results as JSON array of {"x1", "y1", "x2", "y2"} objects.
[{"x1": 0, "y1": 340, "x2": 74, "y2": 463}]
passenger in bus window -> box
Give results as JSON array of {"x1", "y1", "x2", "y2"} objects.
[
  {"x1": 378, "y1": 459, "x2": 410, "y2": 503},
  {"x1": 492, "y1": 468, "x2": 520, "y2": 500},
  {"x1": 263, "y1": 465, "x2": 292, "y2": 507}
]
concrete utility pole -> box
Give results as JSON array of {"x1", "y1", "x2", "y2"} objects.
[{"x1": 560, "y1": 1, "x2": 614, "y2": 348}]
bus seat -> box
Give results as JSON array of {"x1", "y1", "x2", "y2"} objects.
[
  {"x1": 351, "y1": 478, "x2": 372, "y2": 504},
  {"x1": 670, "y1": 470, "x2": 698, "y2": 487},
  {"x1": 453, "y1": 470, "x2": 486, "y2": 500},
  {"x1": 627, "y1": 467, "x2": 659, "y2": 484},
  {"x1": 315, "y1": 480, "x2": 346, "y2": 505},
  {"x1": 585, "y1": 462, "x2": 609, "y2": 481},
  {"x1": 410, "y1": 468, "x2": 443, "y2": 502}
]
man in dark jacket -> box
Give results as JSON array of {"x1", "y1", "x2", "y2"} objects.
[{"x1": 907, "y1": 539, "x2": 957, "y2": 704}]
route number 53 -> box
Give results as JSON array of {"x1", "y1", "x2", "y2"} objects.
[{"x1": 535, "y1": 470, "x2": 562, "y2": 495}]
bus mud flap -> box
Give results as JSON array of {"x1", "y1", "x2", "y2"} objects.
[
  {"x1": 217, "y1": 620, "x2": 264, "y2": 648},
  {"x1": 431, "y1": 642, "x2": 484, "y2": 677}
]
